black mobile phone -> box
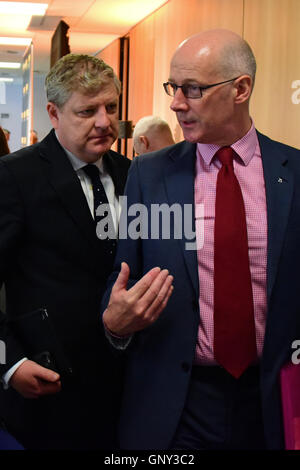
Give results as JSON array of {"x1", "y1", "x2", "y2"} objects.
[
  {"x1": 11, "y1": 308, "x2": 73, "y2": 377},
  {"x1": 32, "y1": 350, "x2": 59, "y2": 373}
]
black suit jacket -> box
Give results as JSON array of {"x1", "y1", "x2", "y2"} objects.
[
  {"x1": 102, "y1": 131, "x2": 300, "y2": 450},
  {"x1": 0, "y1": 129, "x2": 131, "y2": 449}
]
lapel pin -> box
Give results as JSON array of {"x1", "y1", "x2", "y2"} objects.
[{"x1": 278, "y1": 177, "x2": 283, "y2": 183}]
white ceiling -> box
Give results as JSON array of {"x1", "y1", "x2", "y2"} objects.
[{"x1": 0, "y1": 0, "x2": 168, "y2": 80}]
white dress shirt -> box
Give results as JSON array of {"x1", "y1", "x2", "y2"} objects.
[{"x1": 65, "y1": 147, "x2": 121, "y2": 232}]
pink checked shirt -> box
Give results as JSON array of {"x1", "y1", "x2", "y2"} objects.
[{"x1": 194, "y1": 123, "x2": 267, "y2": 365}]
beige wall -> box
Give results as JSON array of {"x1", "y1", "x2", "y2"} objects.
[
  {"x1": 244, "y1": 0, "x2": 300, "y2": 148},
  {"x1": 98, "y1": 38, "x2": 120, "y2": 76},
  {"x1": 97, "y1": 39, "x2": 120, "y2": 152},
  {"x1": 152, "y1": 0, "x2": 244, "y2": 144},
  {"x1": 99, "y1": 0, "x2": 300, "y2": 157}
]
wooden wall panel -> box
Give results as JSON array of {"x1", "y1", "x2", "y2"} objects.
[
  {"x1": 97, "y1": 38, "x2": 120, "y2": 76},
  {"x1": 97, "y1": 39, "x2": 120, "y2": 152},
  {"x1": 244, "y1": 0, "x2": 300, "y2": 148},
  {"x1": 152, "y1": 0, "x2": 244, "y2": 143},
  {"x1": 126, "y1": 15, "x2": 155, "y2": 157},
  {"x1": 98, "y1": 0, "x2": 300, "y2": 156},
  {"x1": 127, "y1": 15, "x2": 155, "y2": 122}
]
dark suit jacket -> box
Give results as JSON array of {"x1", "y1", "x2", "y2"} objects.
[
  {"x1": 0, "y1": 129, "x2": 131, "y2": 449},
  {"x1": 102, "y1": 131, "x2": 300, "y2": 450}
]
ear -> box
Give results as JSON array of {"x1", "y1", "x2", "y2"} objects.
[
  {"x1": 233, "y1": 75, "x2": 252, "y2": 104},
  {"x1": 47, "y1": 102, "x2": 60, "y2": 129},
  {"x1": 140, "y1": 135, "x2": 150, "y2": 151}
]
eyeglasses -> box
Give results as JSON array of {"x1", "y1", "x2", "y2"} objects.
[{"x1": 163, "y1": 77, "x2": 240, "y2": 99}]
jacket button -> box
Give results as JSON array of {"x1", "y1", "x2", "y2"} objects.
[{"x1": 181, "y1": 362, "x2": 190, "y2": 373}]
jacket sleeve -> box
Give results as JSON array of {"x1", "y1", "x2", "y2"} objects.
[
  {"x1": 100, "y1": 158, "x2": 143, "y2": 340},
  {"x1": 0, "y1": 159, "x2": 27, "y2": 376}
]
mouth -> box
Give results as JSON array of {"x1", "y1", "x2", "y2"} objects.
[
  {"x1": 180, "y1": 120, "x2": 196, "y2": 128},
  {"x1": 176, "y1": 114, "x2": 197, "y2": 127},
  {"x1": 89, "y1": 135, "x2": 111, "y2": 141}
]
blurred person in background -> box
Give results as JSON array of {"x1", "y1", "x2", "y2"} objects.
[
  {"x1": 2, "y1": 128, "x2": 10, "y2": 142},
  {"x1": 133, "y1": 115, "x2": 175, "y2": 155},
  {"x1": 29, "y1": 129, "x2": 38, "y2": 145},
  {"x1": 0, "y1": 127, "x2": 10, "y2": 156}
]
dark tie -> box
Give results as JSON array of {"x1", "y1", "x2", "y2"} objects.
[
  {"x1": 214, "y1": 146, "x2": 257, "y2": 378},
  {"x1": 82, "y1": 164, "x2": 116, "y2": 257}
]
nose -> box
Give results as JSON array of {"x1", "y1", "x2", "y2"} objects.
[
  {"x1": 95, "y1": 106, "x2": 111, "y2": 129},
  {"x1": 170, "y1": 87, "x2": 189, "y2": 112}
]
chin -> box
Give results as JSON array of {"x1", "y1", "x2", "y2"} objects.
[
  {"x1": 91, "y1": 144, "x2": 111, "y2": 157},
  {"x1": 183, "y1": 133, "x2": 201, "y2": 143}
]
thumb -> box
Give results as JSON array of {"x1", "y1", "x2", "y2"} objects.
[
  {"x1": 33, "y1": 363, "x2": 60, "y2": 383},
  {"x1": 112, "y1": 262, "x2": 130, "y2": 293}
]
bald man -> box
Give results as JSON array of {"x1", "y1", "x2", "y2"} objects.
[
  {"x1": 102, "y1": 29, "x2": 300, "y2": 450},
  {"x1": 133, "y1": 116, "x2": 175, "y2": 155}
]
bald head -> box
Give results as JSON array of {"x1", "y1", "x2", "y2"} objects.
[
  {"x1": 133, "y1": 116, "x2": 175, "y2": 155},
  {"x1": 168, "y1": 29, "x2": 255, "y2": 146},
  {"x1": 172, "y1": 29, "x2": 256, "y2": 89}
]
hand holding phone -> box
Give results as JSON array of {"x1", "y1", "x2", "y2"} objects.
[{"x1": 10, "y1": 359, "x2": 61, "y2": 399}]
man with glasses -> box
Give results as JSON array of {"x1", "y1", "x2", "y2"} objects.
[{"x1": 102, "y1": 29, "x2": 300, "y2": 450}]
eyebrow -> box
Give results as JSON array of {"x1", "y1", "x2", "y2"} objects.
[
  {"x1": 75, "y1": 105, "x2": 95, "y2": 111},
  {"x1": 167, "y1": 78, "x2": 204, "y2": 85}
]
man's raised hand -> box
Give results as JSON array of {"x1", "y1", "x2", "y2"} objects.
[{"x1": 103, "y1": 262, "x2": 174, "y2": 336}]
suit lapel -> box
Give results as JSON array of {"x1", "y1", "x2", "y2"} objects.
[
  {"x1": 257, "y1": 132, "x2": 294, "y2": 304},
  {"x1": 163, "y1": 141, "x2": 199, "y2": 297},
  {"x1": 38, "y1": 130, "x2": 98, "y2": 249}
]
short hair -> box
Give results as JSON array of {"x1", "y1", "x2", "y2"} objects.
[
  {"x1": 45, "y1": 53, "x2": 121, "y2": 109},
  {"x1": 133, "y1": 116, "x2": 173, "y2": 148},
  {"x1": 218, "y1": 39, "x2": 257, "y2": 88}
]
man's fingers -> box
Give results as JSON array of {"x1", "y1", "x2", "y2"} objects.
[
  {"x1": 111, "y1": 262, "x2": 130, "y2": 293},
  {"x1": 27, "y1": 369, "x2": 61, "y2": 398},
  {"x1": 138, "y1": 269, "x2": 171, "y2": 307},
  {"x1": 153, "y1": 284, "x2": 174, "y2": 319},
  {"x1": 33, "y1": 364, "x2": 60, "y2": 383},
  {"x1": 104, "y1": 266, "x2": 173, "y2": 337},
  {"x1": 10, "y1": 360, "x2": 61, "y2": 399},
  {"x1": 143, "y1": 275, "x2": 174, "y2": 320},
  {"x1": 127, "y1": 267, "x2": 167, "y2": 305},
  {"x1": 128, "y1": 266, "x2": 163, "y2": 302},
  {"x1": 27, "y1": 379, "x2": 62, "y2": 399},
  {"x1": 37, "y1": 379, "x2": 62, "y2": 396},
  {"x1": 111, "y1": 264, "x2": 166, "y2": 303}
]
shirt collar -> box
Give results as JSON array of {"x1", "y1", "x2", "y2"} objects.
[
  {"x1": 196, "y1": 121, "x2": 259, "y2": 166},
  {"x1": 55, "y1": 131, "x2": 105, "y2": 173}
]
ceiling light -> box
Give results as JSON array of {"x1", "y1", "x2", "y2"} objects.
[
  {"x1": 0, "y1": 37, "x2": 32, "y2": 46},
  {"x1": 0, "y1": 62, "x2": 21, "y2": 69},
  {"x1": 0, "y1": 15, "x2": 32, "y2": 31},
  {"x1": 0, "y1": 2, "x2": 48, "y2": 16},
  {"x1": 0, "y1": 77, "x2": 13, "y2": 82},
  {"x1": 0, "y1": 3, "x2": 48, "y2": 31}
]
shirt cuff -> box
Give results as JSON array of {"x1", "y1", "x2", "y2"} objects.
[
  {"x1": 103, "y1": 320, "x2": 132, "y2": 350},
  {"x1": 1, "y1": 358, "x2": 28, "y2": 389}
]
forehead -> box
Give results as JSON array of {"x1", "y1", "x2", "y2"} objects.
[
  {"x1": 66, "y1": 83, "x2": 119, "y2": 106},
  {"x1": 169, "y1": 45, "x2": 216, "y2": 82}
]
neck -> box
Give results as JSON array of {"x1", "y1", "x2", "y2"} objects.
[{"x1": 217, "y1": 114, "x2": 252, "y2": 147}]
